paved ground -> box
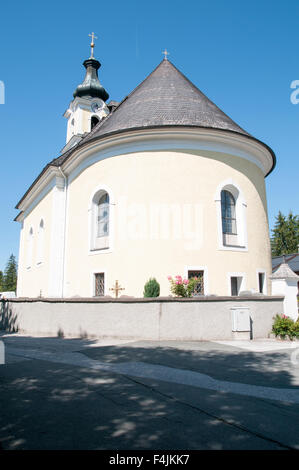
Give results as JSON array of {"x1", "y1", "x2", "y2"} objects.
[{"x1": 1, "y1": 333, "x2": 299, "y2": 450}]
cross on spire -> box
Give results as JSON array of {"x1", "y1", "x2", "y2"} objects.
[
  {"x1": 162, "y1": 48, "x2": 169, "y2": 60},
  {"x1": 88, "y1": 32, "x2": 98, "y2": 58}
]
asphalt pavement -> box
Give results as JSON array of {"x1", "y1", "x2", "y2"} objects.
[{"x1": 1, "y1": 333, "x2": 299, "y2": 450}]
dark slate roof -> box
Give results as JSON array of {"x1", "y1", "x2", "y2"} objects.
[
  {"x1": 82, "y1": 58, "x2": 250, "y2": 141},
  {"x1": 51, "y1": 58, "x2": 276, "y2": 170},
  {"x1": 272, "y1": 254, "x2": 299, "y2": 274},
  {"x1": 16, "y1": 58, "x2": 276, "y2": 210}
]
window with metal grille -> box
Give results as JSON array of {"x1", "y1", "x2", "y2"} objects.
[
  {"x1": 94, "y1": 273, "x2": 105, "y2": 296},
  {"x1": 188, "y1": 270, "x2": 204, "y2": 295},
  {"x1": 221, "y1": 190, "x2": 237, "y2": 235}
]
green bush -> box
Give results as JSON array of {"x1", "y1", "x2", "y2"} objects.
[
  {"x1": 292, "y1": 321, "x2": 299, "y2": 339},
  {"x1": 143, "y1": 278, "x2": 160, "y2": 298},
  {"x1": 272, "y1": 314, "x2": 297, "y2": 340}
]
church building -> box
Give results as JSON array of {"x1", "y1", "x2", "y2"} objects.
[{"x1": 15, "y1": 40, "x2": 276, "y2": 299}]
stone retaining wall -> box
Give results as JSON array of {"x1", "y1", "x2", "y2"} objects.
[{"x1": 0, "y1": 296, "x2": 284, "y2": 341}]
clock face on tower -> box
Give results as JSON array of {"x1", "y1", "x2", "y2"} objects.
[{"x1": 91, "y1": 100, "x2": 104, "y2": 113}]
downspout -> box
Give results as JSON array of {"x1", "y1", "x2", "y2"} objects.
[{"x1": 58, "y1": 166, "x2": 68, "y2": 298}]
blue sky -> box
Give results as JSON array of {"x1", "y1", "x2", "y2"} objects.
[{"x1": 0, "y1": 0, "x2": 298, "y2": 271}]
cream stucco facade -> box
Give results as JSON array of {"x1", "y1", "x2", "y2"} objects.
[{"x1": 16, "y1": 128, "x2": 273, "y2": 298}]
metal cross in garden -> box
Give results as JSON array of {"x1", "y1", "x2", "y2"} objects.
[
  {"x1": 162, "y1": 48, "x2": 169, "y2": 60},
  {"x1": 89, "y1": 32, "x2": 98, "y2": 58},
  {"x1": 109, "y1": 280, "x2": 125, "y2": 298}
]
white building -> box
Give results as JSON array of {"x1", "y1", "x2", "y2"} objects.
[{"x1": 15, "y1": 46, "x2": 276, "y2": 298}]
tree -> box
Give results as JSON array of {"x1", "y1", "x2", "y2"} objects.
[
  {"x1": 2, "y1": 254, "x2": 18, "y2": 292},
  {"x1": 286, "y1": 211, "x2": 299, "y2": 252},
  {"x1": 0, "y1": 271, "x2": 3, "y2": 291},
  {"x1": 271, "y1": 211, "x2": 299, "y2": 256}
]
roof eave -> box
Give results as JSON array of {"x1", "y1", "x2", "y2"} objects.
[
  {"x1": 14, "y1": 124, "x2": 276, "y2": 217},
  {"x1": 15, "y1": 164, "x2": 62, "y2": 213},
  {"x1": 63, "y1": 124, "x2": 276, "y2": 176}
]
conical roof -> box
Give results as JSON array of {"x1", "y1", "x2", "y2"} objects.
[
  {"x1": 271, "y1": 261, "x2": 299, "y2": 280},
  {"x1": 85, "y1": 58, "x2": 250, "y2": 141},
  {"x1": 51, "y1": 57, "x2": 275, "y2": 174},
  {"x1": 15, "y1": 57, "x2": 277, "y2": 212}
]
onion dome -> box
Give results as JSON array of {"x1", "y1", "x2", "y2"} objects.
[{"x1": 73, "y1": 57, "x2": 109, "y2": 101}]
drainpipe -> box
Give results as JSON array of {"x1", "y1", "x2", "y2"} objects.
[{"x1": 58, "y1": 166, "x2": 68, "y2": 298}]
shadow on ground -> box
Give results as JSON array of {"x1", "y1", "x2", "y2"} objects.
[
  {"x1": 0, "y1": 301, "x2": 18, "y2": 333},
  {"x1": 80, "y1": 339, "x2": 299, "y2": 388},
  {"x1": 0, "y1": 334, "x2": 299, "y2": 450}
]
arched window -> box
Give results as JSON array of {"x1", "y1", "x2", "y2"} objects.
[
  {"x1": 91, "y1": 190, "x2": 110, "y2": 250},
  {"x1": 37, "y1": 219, "x2": 45, "y2": 265},
  {"x1": 221, "y1": 190, "x2": 237, "y2": 235},
  {"x1": 97, "y1": 193, "x2": 109, "y2": 238},
  {"x1": 27, "y1": 227, "x2": 34, "y2": 268},
  {"x1": 215, "y1": 181, "x2": 247, "y2": 250},
  {"x1": 91, "y1": 116, "x2": 100, "y2": 130}
]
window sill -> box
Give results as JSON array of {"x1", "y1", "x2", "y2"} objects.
[
  {"x1": 89, "y1": 246, "x2": 113, "y2": 255},
  {"x1": 90, "y1": 247, "x2": 110, "y2": 252},
  {"x1": 218, "y1": 245, "x2": 248, "y2": 252},
  {"x1": 223, "y1": 244, "x2": 245, "y2": 248}
]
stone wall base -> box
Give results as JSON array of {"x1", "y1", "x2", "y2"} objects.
[{"x1": 0, "y1": 296, "x2": 284, "y2": 341}]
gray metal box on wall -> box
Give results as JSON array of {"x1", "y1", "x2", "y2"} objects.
[{"x1": 231, "y1": 307, "x2": 251, "y2": 332}]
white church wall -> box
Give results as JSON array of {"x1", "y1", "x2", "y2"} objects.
[
  {"x1": 17, "y1": 186, "x2": 54, "y2": 298},
  {"x1": 62, "y1": 146, "x2": 272, "y2": 298},
  {"x1": 48, "y1": 175, "x2": 67, "y2": 297}
]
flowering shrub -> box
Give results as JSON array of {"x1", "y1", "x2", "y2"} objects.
[
  {"x1": 272, "y1": 314, "x2": 299, "y2": 340},
  {"x1": 168, "y1": 275, "x2": 202, "y2": 298}
]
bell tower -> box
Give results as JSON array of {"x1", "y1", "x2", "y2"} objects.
[{"x1": 63, "y1": 33, "x2": 110, "y2": 148}]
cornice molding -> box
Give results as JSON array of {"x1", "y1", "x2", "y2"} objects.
[
  {"x1": 63, "y1": 127, "x2": 273, "y2": 181},
  {"x1": 16, "y1": 127, "x2": 274, "y2": 218},
  {"x1": 16, "y1": 167, "x2": 63, "y2": 216}
]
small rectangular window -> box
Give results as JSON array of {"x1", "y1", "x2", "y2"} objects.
[
  {"x1": 231, "y1": 276, "x2": 242, "y2": 296},
  {"x1": 258, "y1": 272, "x2": 265, "y2": 294},
  {"x1": 188, "y1": 270, "x2": 204, "y2": 295},
  {"x1": 94, "y1": 273, "x2": 105, "y2": 296}
]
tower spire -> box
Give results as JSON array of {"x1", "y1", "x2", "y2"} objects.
[
  {"x1": 72, "y1": 34, "x2": 109, "y2": 101},
  {"x1": 64, "y1": 36, "x2": 110, "y2": 145}
]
